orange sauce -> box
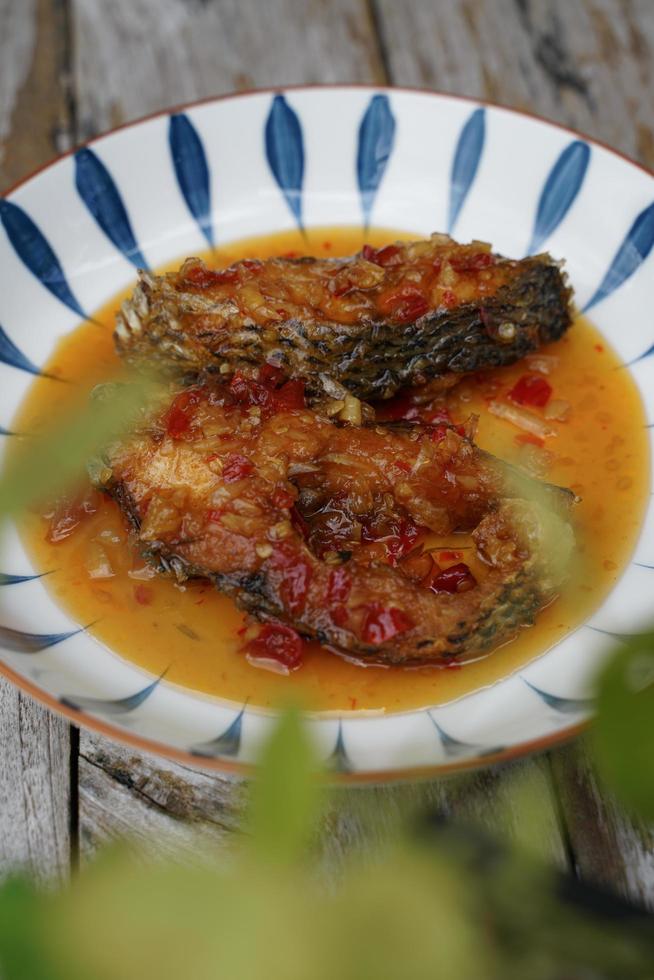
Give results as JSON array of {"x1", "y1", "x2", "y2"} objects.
[{"x1": 13, "y1": 227, "x2": 650, "y2": 714}]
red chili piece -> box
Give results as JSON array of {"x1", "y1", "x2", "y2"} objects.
[
  {"x1": 222, "y1": 454, "x2": 253, "y2": 483},
  {"x1": 429, "y1": 562, "x2": 477, "y2": 594},
  {"x1": 229, "y1": 372, "x2": 276, "y2": 416},
  {"x1": 361, "y1": 604, "x2": 413, "y2": 644},
  {"x1": 290, "y1": 506, "x2": 310, "y2": 541},
  {"x1": 272, "y1": 486, "x2": 295, "y2": 510},
  {"x1": 429, "y1": 424, "x2": 449, "y2": 443},
  {"x1": 377, "y1": 395, "x2": 453, "y2": 427},
  {"x1": 508, "y1": 374, "x2": 552, "y2": 408},
  {"x1": 164, "y1": 389, "x2": 203, "y2": 439},
  {"x1": 375, "y1": 392, "x2": 422, "y2": 421},
  {"x1": 244, "y1": 623, "x2": 304, "y2": 671},
  {"x1": 182, "y1": 264, "x2": 240, "y2": 289},
  {"x1": 274, "y1": 379, "x2": 305, "y2": 412},
  {"x1": 386, "y1": 519, "x2": 423, "y2": 566},
  {"x1": 258, "y1": 363, "x2": 285, "y2": 386},
  {"x1": 270, "y1": 544, "x2": 313, "y2": 614},
  {"x1": 133, "y1": 584, "x2": 153, "y2": 605},
  {"x1": 327, "y1": 566, "x2": 352, "y2": 604},
  {"x1": 362, "y1": 243, "x2": 401, "y2": 266},
  {"x1": 378, "y1": 285, "x2": 429, "y2": 323},
  {"x1": 438, "y1": 550, "x2": 463, "y2": 562},
  {"x1": 229, "y1": 370, "x2": 305, "y2": 419},
  {"x1": 330, "y1": 605, "x2": 349, "y2": 627}
]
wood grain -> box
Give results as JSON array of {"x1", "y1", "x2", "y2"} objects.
[
  {"x1": 374, "y1": 0, "x2": 654, "y2": 166},
  {"x1": 78, "y1": 732, "x2": 247, "y2": 862},
  {"x1": 71, "y1": 0, "x2": 385, "y2": 139},
  {"x1": 0, "y1": 0, "x2": 74, "y2": 191},
  {"x1": 0, "y1": 678, "x2": 71, "y2": 884},
  {"x1": 0, "y1": 0, "x2": 75, "y2": 883},
  {"x1": 550, "y1": 740, "x2": 654, "y2": 910}
]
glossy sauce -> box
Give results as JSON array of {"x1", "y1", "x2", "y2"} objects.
[{"x1": 14, "y1": 227, "x2": 650, "y2": 714}]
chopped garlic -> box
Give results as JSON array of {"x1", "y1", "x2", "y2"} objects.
[{"x1": 339, "y1": 394, "x2": 362, "y2": 425}]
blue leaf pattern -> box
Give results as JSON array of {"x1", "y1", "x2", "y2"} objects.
[
  {"x1": 357, "y1": 94, "x2": 396, "y2": 227},
  {"x1": 428, "y1": 713, "x2": 503, "y2": 759},
  {"x1": 0, "y1": 571, "x2": 51, "y2": 585},
  {"x1": 626, "y1": 340, "x2": 654, "y2": 366},
  {"x1": 448, "y1": 108, "x2": 485, "y2": 234},
  {"x1": 327, "y1": 721, "x2": 351, "y2": 773},
  {"x1": 61, "y1": 672, "x2": 165, "y2": 715},
  {"x1": 0, "y1": 200, "x2": 87, "y2": 319},
  {"x1": 169, "y1": 114, "x2": 214, "y2": 248},
  {"x1": 75, "y1": 148, "x2": 149, "y2": 270},
  {"x1": 0, "y1": 323, "x2": 41, "y2": 376},
  {"x1": 584, "y1": 624, "x2": 632, "y2": 643},
  {"x1": 0, "y1": 624, "x2": 83, "y2": 654},
  {"x1": 583, "y1": 201, "x2": 654, "y2": 312},
  {"x1": 265, "y1": 95, "x2": 305, "y2": 229},
  {"x1": 527, "y1": 140, "x2": 590, "y2": 254},
  {"x1": 191, "y1": 706, "x2": 246, "y2": 758},
  {"x1": 522, "y1": 678, "x2": 593, "y2": 714}
]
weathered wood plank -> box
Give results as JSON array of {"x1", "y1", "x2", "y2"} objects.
[
  {"x1": 0, "y1": 0, "x2": 75, "y2": 884},
  {"x1": 0, "y1": 0, "x2": 74, "y2": 191},
  {"x1": 71, "y1": 0, "x2": 386, "y2": 140},
  {"x1": 549, "y1": 740, "x2": 654, "y2": 910},
  {"x1": 374, "y1": 0, "x2": 654, "y2": 166},
  {"x1": 78, "y1": 732, "x2": 247, "y2": 862},
  {"x1": 0, "y1": 678, "x2": 71, "y2": 884}
]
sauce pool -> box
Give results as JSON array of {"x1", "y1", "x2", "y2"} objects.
[{"x1": 12, "y1": 227, "x2": 650, "y2": 714}]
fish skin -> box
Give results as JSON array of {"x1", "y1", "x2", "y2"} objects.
[
  {"x1": 94, "y1": 380, "x2": 575, "y2": 667},
  {"x1": 115, "y1": 235, "x2": 573, "y2": 401}
]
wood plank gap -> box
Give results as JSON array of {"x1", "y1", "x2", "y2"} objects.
[
  {"x1": 545, "y1": 750, "x2": 580, "y2": 878},
  {"x1": 366, "y1": 0, "x2": 391, "y2": 85},
  {"x1": 58, "y1": 0, "x2": 79, "y2": 146},
  {"x1": 69, "y1": 724, "x2": 80, "y2": 872}
]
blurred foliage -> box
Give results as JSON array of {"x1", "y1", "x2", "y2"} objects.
[
  {"x1": 248, "y1": 703, "x2": 322, "y2": 864},
  {"x1": 593, "y1": 631, "x2": 654, "y2": 820},
  {"x1": 0, "y1": 372, "x2": 159, "y2": 515},
  {"x1": 1, "y1": 702, "x2": 654, "y2": 979},
  {"x1": 0, "y1": 329, "x2": 653, "y2": 979}
]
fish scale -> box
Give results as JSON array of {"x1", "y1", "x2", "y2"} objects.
[{"x1": 115, "y1": 235, "x2": 572, "y2": 401}]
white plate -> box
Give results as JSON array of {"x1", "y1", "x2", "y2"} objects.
[{"x1": 0, "y1": 86, "x2": 652, "y2": 779}]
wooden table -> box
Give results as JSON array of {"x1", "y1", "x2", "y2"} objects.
[{"x1": 1, "y1": 0, "x2": 653, "y2": 901}]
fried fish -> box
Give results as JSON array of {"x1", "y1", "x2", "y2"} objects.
[
  {"x1": 115, "y1": 235, "x2": 573, "y2": 402},
  {"x1": 93, "y1": 371, "x2": 575, "y2": 667}
]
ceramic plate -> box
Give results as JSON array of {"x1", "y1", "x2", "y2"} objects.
[{"x1": 1, "y1": 86, "x2": 652, "y2": 780}]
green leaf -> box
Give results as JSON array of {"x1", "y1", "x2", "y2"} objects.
[
  {"x1": 248, "y1": 704, "x2": 321, "y2": 864},
  {"x1": 0, "y1": 877, "x2": 59, "y2": 980},
  {"x1": 592, "y1": 632, "x2": 654, "y2": 819},
  {"x1": 0, "y1": 373, "x2": 158, "y2": 516}
]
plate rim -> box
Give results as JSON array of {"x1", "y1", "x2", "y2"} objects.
[{"x1": 0, "y1": 82, "x2": 648, "y2": 781}]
